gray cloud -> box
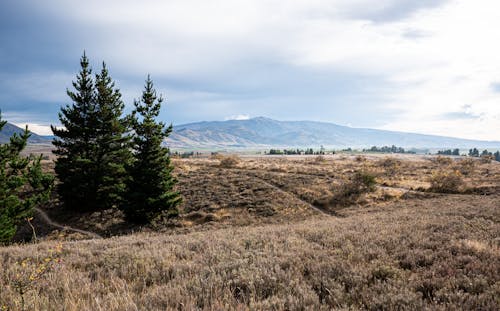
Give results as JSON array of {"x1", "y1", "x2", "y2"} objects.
[
  {"x1": 440, "y1": 111, "x2": 481, "y2": 120},
  {"x1": 341, "y1": 0, "x2": 449, "y2": 22}
]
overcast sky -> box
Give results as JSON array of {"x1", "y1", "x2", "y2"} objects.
[{"x1": 1, "y1": 0, "x2": 499, "y2": 140}]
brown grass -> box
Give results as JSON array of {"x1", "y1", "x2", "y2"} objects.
[{"x1": 1, "y1": 193, "x2": 499, "y2": 310}]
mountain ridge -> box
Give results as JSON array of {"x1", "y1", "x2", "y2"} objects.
[
  {"x1": 0, "y1": 122, "x2": 50, "y2": 144},
  {"x1": 167, "y1": 117, "x2": 500, "y2": 150}
]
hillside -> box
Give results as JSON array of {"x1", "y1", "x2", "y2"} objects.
[
  {"x1": 168, "y1": 117, "x2": 500, "y2": 149},
  {"x1": 0, "y1": 122, "x2": 50, "y2": 143}
]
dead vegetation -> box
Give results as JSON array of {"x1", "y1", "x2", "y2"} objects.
[
  {"x1": 1, "y1": 193, "x2": 499, "y2": 310},
  {"x1": 428, "y1": 170, "x2": 466, "y2": 193}
]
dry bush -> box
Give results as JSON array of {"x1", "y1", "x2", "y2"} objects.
[
  {"x1": 219, "y1": 155, "x2": 240, "y2": 168},
  {"x1": 433, "y1": 155, "x2": 453, "y2": 166},
  {"x1": 480, "y1": 155, "x2": 493, "y2": 164},
  {"x1": 314, "y1": 155, "x2": 325, "y2": 163},
  {"x1": 355, "y1": 155, "x2": 366, "y2": 162},
  {"x1": 327, "y1": 171, "x2": 377, "y2": 207},
  {"x1": 377, "y1": 157, "x2": 402, "y2": 175},
  {"x1": 428, "y1": 170, "x2": 465, "y2": 193},
  {"x1": 457, "y1": 158, "x2": 475, "y2": 176}
]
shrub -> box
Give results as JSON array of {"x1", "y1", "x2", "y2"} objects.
[
  {"x1": 428, "y1": 170, "x2": 465, "y2": 193},
  {"x1": 457, "y1": 158, "x2": 475, "y2": 176},
  {"x1": 480, "y1": 155, "x2": 493, "y2": 164},
  {"x1": 378, "y1": 157, "x2": 401, "y2": 175},
  {"x1": 355, "y1": 155, "x2": 366, "y2": 162},
  {"x1": 433, "y1": 155, "x2": 453, "y2": 166},
  {"x1": 219, "y1": 155, "x2": 240, "y2": 168},
  {"x1": 314, "y1": 155, "x2": 325, "y2": 163},
  {"x1": 329, "y1": 171, "x2": 377, "y2": 206}
]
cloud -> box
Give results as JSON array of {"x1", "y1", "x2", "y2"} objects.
[
  {"x1": 490, "y1": 82, "x2": 500, "y2": 93},
  {"x1": 13, "y1": 123, "x2": 53, "y2": 136},
  {"x1": 225, "y1": 114, "x2": 251, "y2": 121}
]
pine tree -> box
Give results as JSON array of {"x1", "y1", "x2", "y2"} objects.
[
  {"x1": 52, "y1": 53, "x2": 100, "y2": 211},
  {"x1": 94, "y1": 63, "x2": 133, "y2": 210},
  {"x1": 0, "y1": 114, "x2": 54, "y2": 244},
  {"x1": 121, "y1": 76, "x2": 181, "y2": 223}
]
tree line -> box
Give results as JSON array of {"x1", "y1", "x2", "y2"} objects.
[
  {"x1": 0, "y1": 54, "x2": 180, "y2": 243},
  {"x1": 437, "y1": 148, "x2": 500, "y2": 161}
]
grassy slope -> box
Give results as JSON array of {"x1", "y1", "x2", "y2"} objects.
[{"x1": 1, "y1": 192, "x2": 499, "y2": 310}]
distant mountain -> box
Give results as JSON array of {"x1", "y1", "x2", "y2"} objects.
[
  {"x1": 167, "y1": 117, "x2": 500, "y2": 150},
  {"x1": 0, "y1": 122, "x2": 50, "y2": 144}
]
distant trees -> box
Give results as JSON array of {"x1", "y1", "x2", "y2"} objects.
[
  {"x1": 437, "y1": 149, "x2": 460, "y2": 156},
  {"x1": 0, "y1": 114, "x2": 54, "y2": 244},
  {"x1": 363, "y1": 145, "x2": 414, "y2": 154},
  {"x1": 120, "y1": 77, "x2": 181, "y2": 223},
  {"x1": 266, "y1": 148, "x2": 329, "y2": 155},
  {"x1": 468, "y1": 148, "x2": 480, "y2": 157},
  {"x1": 52, "y1": 54, "x2": 179, "y2": 224},
  {"x1": 467, "y1": 148, "x2": 500, "y2": 161}
]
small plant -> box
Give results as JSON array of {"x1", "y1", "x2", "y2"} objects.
[
  {"x1": 9, "y1": 243, "x2": 63, "y2": 311},
  {"x1": 428, "y1": 170, "x2": 465, "y2": 193},
  {"x1": 219, "y1": 155, "x2": 240, "y2": 168}
]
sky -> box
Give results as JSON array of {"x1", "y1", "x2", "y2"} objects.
[{"x1": 1, "y1": 0, "x2": 500, "y2": 140}]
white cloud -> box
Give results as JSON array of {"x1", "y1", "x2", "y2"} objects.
[
  {"x1": 225, "y1": 114, "x2": 251, "y2": 121},
  {"x1": 13, "y1": 123, "x2": 53, "y2": 136}
]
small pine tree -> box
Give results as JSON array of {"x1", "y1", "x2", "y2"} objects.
[
  {"x1": 121, "y1": 76, "x2": 181, "y2": 223},
  {"x1": 94, "y1": 63, "x2": 133, "y2": 210},
  {"x1": 52, "y1": 53, "x2": 100, "y2": 211},
  {"x1": 0, "y1": 114, "x2": 54, "y2": 244}
]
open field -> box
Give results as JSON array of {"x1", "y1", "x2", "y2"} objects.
[{"x1": 2, "y1": 154, "x2": 500, "y2": 310}]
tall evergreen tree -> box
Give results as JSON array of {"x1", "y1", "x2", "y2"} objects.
[
  {"x1": 52, "y1": 54, "x2": 133, "y2": 212},
  {"x1": 52, "y1": 53, "x2": 100, "y2": 211},
  {"x1": 94, "y1": 63, "x2": 133, "y2": 210},
  {"x1": 0, "y1": 114, "x2": 54, "y2": 244},
  {"x1": 121, "y1": 76, "x2": 181, "y2": 223}
]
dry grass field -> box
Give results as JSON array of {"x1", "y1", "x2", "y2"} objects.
[{"x1": 1, "y1": 154, "x2": 500, "y2": 310}]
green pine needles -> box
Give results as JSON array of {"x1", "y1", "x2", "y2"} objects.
[
  {"x1": 0, "y1": 114, "x2": 54, "y2": 244},
  {"x1": 52, "y1": 54, "x2": 180, "y2": 224},
  {"x1": 122, "y1": 77, "x2": 181, "y2": 223}
]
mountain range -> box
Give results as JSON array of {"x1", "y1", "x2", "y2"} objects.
[{"x1": 167, "y1": 117, "x2": 500, "y2": 150}]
